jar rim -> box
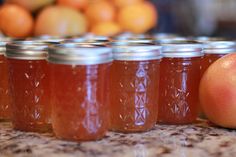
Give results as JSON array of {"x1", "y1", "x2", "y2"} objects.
[
  {"x1": 154, "y1": 33, "x2": 179, "y2": 40},
  {"x1": 0, "y1": 41, "x2": 7, "y2": 55},
  {"x1": 162, "y1": 42, "x2": 203, "y2": 58},
  {"x1": 112, "y1": 33, "x2": 152, "y2": 41},
  {"x1": 111, "y1": 39, "x2": 154, "y2": 46},
  {"x1": 48, "y1": 43, "x2": 113, "y2": 65},
  {"x1": 203, "y1": 41, "x2": 236, "y2": 54},
  {"x1": 6, "y1": 40, "x2": 48, "y2": 60},
  {"x1": 194, "y1": 36, "x2": 226, "y2": 43},
  {"x1": 156, "y1": 37, "x2": 190, "y2": 44},
  {"x1": 113, "y1": 44, "x2": 162, "y2": 61},
  {"x1": 0, "y1": 37, "x2": 13, "y2": 55}
]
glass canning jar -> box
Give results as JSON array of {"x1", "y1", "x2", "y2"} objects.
[
  {"x1": 157, "y1": 42, "x2": 203, "y2": 124},
  {"x1": 48, "y1": 44, "x2": 112, "y2": 141},
  {"x1": 109, "y1": 42, "x2": 162, "y2": 132},
  {"x1": 0, "y1": 40, "x2": 12, "y2": 121},
  {"x1": 6, "y1": 40, "x2": 51, "y2": 132},
  {"x1": 201, "y1": 41, "x2": 236, "y2": 76}
]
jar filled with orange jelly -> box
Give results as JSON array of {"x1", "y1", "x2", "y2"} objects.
[
  {"x1": 0, "y1": 40, "x2": 12, "y2": 121},
  {"x1": 48, "y1": 44, "x2": 112, "y2": 141},
  {"x1": 6, "y1": 41, "x2": 51, "y2": 132},
  {"x1": 157, "y1": 43, "x2": 203, "y2": 124},
  {"x1": 201, "y1": 41, "x2": 236, "y2": 75},
  {"x1": 109, "y1": 42, "x2": 162, "y2": 133}
]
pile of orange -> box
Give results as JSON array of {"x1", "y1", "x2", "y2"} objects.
[{"x1": 0, "y1": 0, "x2": 158, "y2": 37}]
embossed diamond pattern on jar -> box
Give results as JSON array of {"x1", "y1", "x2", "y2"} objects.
[
  {"x1": 109, "y1": 59, "x2": 160, "y2": 132},
  {"x1": 134, "y1": 63, "x2": 149, "y2": 125}
]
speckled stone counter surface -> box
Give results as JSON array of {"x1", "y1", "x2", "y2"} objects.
[{"x1": 1, "y1": 120, "x2": 236, "y2": 157}]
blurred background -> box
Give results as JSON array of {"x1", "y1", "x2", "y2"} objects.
[
  {"x1": 152, "y1": 0, "x2": 236, "y2": 38},
  {"x1": 0, "y1": 0, "x2": 235, "y2": 38}
]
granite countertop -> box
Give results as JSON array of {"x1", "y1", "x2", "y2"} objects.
[{"x1": 1, "y1": 120, "x2": 236, "y2": 157}]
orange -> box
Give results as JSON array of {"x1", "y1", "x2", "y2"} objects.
[
  {"x1": 85, "y1": 1, "x2": 116, "y2": 26},
  {"x1": 112, "y1": 0, "x2": 143, "y2": 7},
  {"x1": 0, "y1": 4, "x2": 34, "y2": 38},
  {"x1": 91, "y1": 22, "x2": 122, "y2": 36},
  {"x1": 6, "y1": 0, "x2": 55, "y2": 12},
  {"x1": 57, "y1": 0, "x2": 88, "y2": 10},
  {"x1": 118, "y1": 1, "x2": 157, "y2": 33},
  {"x1": 34, "y1": 6, "x2": 88, "y2": 36},
  {"x1": 199, "y1": 53, "x2": 236, "y2": 128}
]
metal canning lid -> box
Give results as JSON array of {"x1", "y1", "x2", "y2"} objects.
[
  {"x1": 113, "y1": 33, "x2": 151, "y2": 40},
  {"x1": 112, "y1": 32, "x2": 134, "y2": 40},
  {"x1": 194, "y1": 36, "x2": 226, "y2": 43},
  {"x1": 82, "y1": 34, "x2": 110, "y2": 42},
  {"x1": 162, "y1": 42, "x2": 203, "y2": 58},
  {"x1": 64, "y1": 35, "x2": 110, "y2": 45},
  {"x1": 34, "y1": 35, "x2": 58, "y2": 39},
  {"x1": 0, "y1": 41, "x2": 7, "y2": 55},
  {"x1": 32, "y1": 36, "x2": 64, "y2": 43},
  {"x1": 0, "y1": 41, "x2": 7, "y2": 54},
  {"x1": 34, "y1": 35, "x2": 63, "y2": 40},
  {"x1": 113, "y1": 43, "x2": 162, "y2": 61},
  {"x1": 6, "y1": 40, "x2": 48, "y2": 60},
  {"x1": 64, "y1": 38, "x2": 109, "y2": 46},
  {"x1": 112, "y1": 33, "x2": 153, "y2": 43},
  {"x1": 203, "y1": 41, "x2": 236, "y2": 54},
  {"x1": 74, "y1": 42, "x2": 108, "y2": 47},
  {"x1": 111, "y1": 39, "x2": 154, "y2": 46},
  {"x1": 48, "y1": 43, "x2": 113, "y2": 65},
  {"x1": 38, "y1": 39, "x2": 64, "y2": 43},
  {"x1": 0, "y1": 37, "x2": 12, "y2": 54},
  {"x1": 154, "y1": 33, "x2": 179, "y2": 40},
  {"x1": 64, "y1": 37, "x2": 87, "y2": 43},
  {"x1": 156, "y1": 37, "x2": 190, "y2": 44}
]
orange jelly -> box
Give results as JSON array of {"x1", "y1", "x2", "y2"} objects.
[
  {"x1": 6, "y1": 41, "x2": 51, "y2": 132},
  {"x1": 157, "y1": 43, "x2": 203, "y2": 124},
  {"x1": 48, "y1": 44, "x2": 112, "y2": 141},
  {"x1": 0, "y1": 54, "x2": 11, "y2": 121},
  {"x1": 201, "y1": 41, "x2": 236, "y2": 76},
  {"x1": 109, "y1": 44, "x2": 162, "y2": 132}
]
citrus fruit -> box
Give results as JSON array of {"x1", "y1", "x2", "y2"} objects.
[
  {"x1": 118, "y1": 1, "x2": 157, "y2": 33},
  {"x1": 91, "y1": 22, "x2": 122, "y2": 36},
  {"x1": 34, "y1": 6, "x2": 88, "y2": 36},
  {"x1": 112, "y1": 0, "x2": 143, "y2": 7},
  {"x1": 6, "y1": 0, "x2": 55, "y2": 12},
  {"x1": 200, "y1": 53, "x2": 236, "y2": 128},
  {"x1": 0, "y1": 4, "x2": 34, "y2": 37},
  {"x1": 85, "y1": 1, "x2": 116, "y2": 26},
  {"x1": 57, "y1": 0, "x2": 88, "y2": 10}
]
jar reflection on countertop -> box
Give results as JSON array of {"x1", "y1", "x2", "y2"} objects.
[
  {"x1": 0, "y1": 39, "x2": 12, "y2": 121},
  {"x1": 48, "y1": 44, "x2": 112, "y2": 141},
  {"x1": 157, "y1": 42, "x2": 203, "y2": 124},
  {"x1": 109, "y1": 41, "x2": 162, "y2": 133},
  {"x1": 5, "y1": 41, "x2": 51, "y2": 132},
  {"x1": 201, "y1": 41, "x2": 236, "y2": 76}
]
